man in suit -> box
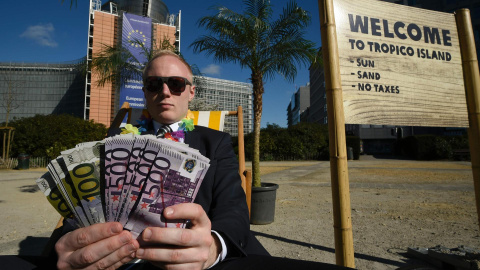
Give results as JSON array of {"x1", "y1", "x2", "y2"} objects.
[
  {"x1": 55, "y1": 50, "x2": 267, "y2": 270},
  {"x1": 53, "y1": 50, "x2": 352, "y2": 270}
]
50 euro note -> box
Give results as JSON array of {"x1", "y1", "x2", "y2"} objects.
[{"x1": 60, "y1": 142, "x2": 105, "y2": 225}]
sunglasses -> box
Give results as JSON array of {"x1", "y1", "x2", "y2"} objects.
[{"x1": 144, "y1": 76, "x2": 192, "y2": 93}]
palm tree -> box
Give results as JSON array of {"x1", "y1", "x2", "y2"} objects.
[
  {"x1": 88, "y1": 38, "x2": 208, "y2": 97},
  {"x1": 191, "y1": 0, "x2": 317, "y2": 187},
  {"x1": 89, "y1": 38, "x2": 178, "y2": 88}
]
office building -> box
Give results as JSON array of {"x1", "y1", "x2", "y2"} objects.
[
  {"x1": 86, "y1": 0, "x2": 254, "y2": 136},
  {"x1": 308, "y1": 61, "x2": 327, "y2": 125},
  {"x1": 194, "y1": 76, "x2": 253, "y2": 135},
  {"x1": 0, "y1": 60, "x2": 85, "y2": 123},
  {"x1": 1, "y1": 0, "x2": 254, "y2": 136},
  {"x1": 286, "y1": 84, "x2": 310, "y2": 127},
  {"x1": 85, "y1": 0, "x2": 180, "y2": 126}
]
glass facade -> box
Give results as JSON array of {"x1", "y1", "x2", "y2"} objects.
[
  {"x1": 0, "y1": 1, "x2": 253, "y2": 132},
  {"x1": 286, "y1": 84, "x2": 310, "y2": 127},
  {"x1": 116, "y1": 0, "x2": 170, "y2": 24},
  {"x1": 0, "y1": 60, "x2": 86, "y2": 124},
  {"x1": 194, "y1": 76, "x2": 253, "y2": 136}
]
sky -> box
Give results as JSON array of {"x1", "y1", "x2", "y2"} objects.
[{"x1": 0, "y1": 0, "x2": 322, "y2": 128}]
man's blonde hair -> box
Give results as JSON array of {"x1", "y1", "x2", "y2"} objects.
[{"x1": 142, "y1": 50, "x2": 194, "y2": 83}]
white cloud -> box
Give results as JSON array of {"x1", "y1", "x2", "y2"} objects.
[
  {"x1": 201, "y1": 64, "x2": 221, "y2": 76},
  {"x1": 20, "y1": 23, "x2": 58, "y2": 47}
]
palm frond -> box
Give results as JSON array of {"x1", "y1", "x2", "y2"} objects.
[
  {"x1": 90, "y1": 42, "x2": 141, "y2": 87},
  {"x1": 244, "y1": 0, "x2": 272, "y2": 22},
  {"x1": 89, "y1": 36, "x2": 184, "y2": 88},
  {"x1": 193, "y1": 0, "x2": 317, "y2": 82},
  {"x1": 61, "y1": 0, "x2": 77, "y2": 9}
]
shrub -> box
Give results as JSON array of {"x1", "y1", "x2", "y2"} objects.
[
  {"x1": 244, "y1": 122, "x2": 329, "y2": 161},
  {"x1": 400, "y1": 134, "x2": 468, "y2": 160},
  {"x1": 4, "y1": 114, "x2": 107, "y2": 158}
]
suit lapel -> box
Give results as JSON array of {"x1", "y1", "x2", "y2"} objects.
[
  {"x1": 144, "y1": 120, "x2": 155, "y2": 135},
  {"x1": 185, "y1": 127, "x2": 200, "y2": 149}
]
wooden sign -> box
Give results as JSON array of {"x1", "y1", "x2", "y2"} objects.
[{"x1": 333, "y1": 0, "x2": 468, "y2": 127}]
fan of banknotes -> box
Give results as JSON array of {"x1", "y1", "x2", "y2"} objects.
[{"x1": 36, "y1": 134, "x2": 210, "y2": 237}]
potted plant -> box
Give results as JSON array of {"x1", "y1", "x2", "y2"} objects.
[
  {"x1": 192, "y1": 0, "x2": 318, "y2": 225},
  {"x1": 250, "y1": 182, "x2": 279, "y2": 224}
]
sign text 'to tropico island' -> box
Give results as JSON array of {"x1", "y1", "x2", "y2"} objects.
[{"x1": 347, "y1": 14, "x2": 453, "y2": 61}]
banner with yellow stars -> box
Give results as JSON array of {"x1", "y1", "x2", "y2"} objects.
[{"x1": 119, "y1": 12, "x2": 152, "y2": 111}]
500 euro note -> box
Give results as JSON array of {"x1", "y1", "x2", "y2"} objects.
[{"x1": 124, "y1": 145, "x2": 210, "y2": 237}]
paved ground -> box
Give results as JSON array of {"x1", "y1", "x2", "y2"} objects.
[
  {"x1": 0, "y1": 169, "x2": 59, "y2": 256},
  {"x1": 257, "y1": 160, "x2": 473, "y2": 192},
  {"x1": 248, "y1": 157, "x2": 477, "y2": 269},
  {"x1": 0, "y1": 157, "x2": 477, "y2": 269}
]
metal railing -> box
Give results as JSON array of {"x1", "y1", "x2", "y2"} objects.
[{"x1": 0, "y1": 157, "x2": 50, "y2": 170}]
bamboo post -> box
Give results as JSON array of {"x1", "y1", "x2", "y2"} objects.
[
  {"x1": 318, "y1": 0, "x2": 355, "y2": 267},
  {"x1": 245, "y1": 170, "x2": 252, "y2": 217},
  {"x1": 455, "y1": 9, "x2": 480, "y2": 230},
  {"x1": 237, "y1": 106, "x2": 246, "y2": 186},
  {"x1": 235, "y1": 106, "x2": 252, "y2": 216}
]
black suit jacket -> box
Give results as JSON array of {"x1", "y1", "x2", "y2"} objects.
[{"x1": 107, "y1": 125, "x2": 268, "y2": 258}]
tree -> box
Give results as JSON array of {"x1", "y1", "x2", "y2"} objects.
[
  {"x1": 191, "y1": 0, "x2": 317, "y2": 187},
  {"x1": 0, "y1": 68, "x2": 24, "y2": 161},
  {"x1": 0, "y1": 69, "x2": 24, "y2": 127},
  {"x1": 90, "y1": 38, "x2": 178, "y2": 88},
  {"x1": 188, "y1": 98, "x2": 220, "y2": 111}
]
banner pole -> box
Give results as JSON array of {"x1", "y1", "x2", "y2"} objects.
[
  {"x1": 455, "y1": 9, "x2": 480, "y2": 231},
  {"x1": 318, "y1": 0, "x2": 355, "y2": 267}
]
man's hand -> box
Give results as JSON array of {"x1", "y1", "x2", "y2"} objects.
[
  {"x1": 55, "y1": 222, "x2": 139, "y2": 270},
  {"x1": 136, "y1": 203, "x2": 221, "y2": 270}
]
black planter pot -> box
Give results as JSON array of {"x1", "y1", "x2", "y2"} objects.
[{"x1": 250, "y1": 182, "x2": 279, "y2": 225}]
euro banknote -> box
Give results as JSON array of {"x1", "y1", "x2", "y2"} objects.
[{"x1": 37, "y1": 134, "x2": 210, "y2": 236}]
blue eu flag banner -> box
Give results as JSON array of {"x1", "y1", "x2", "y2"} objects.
[{"x1": 119, "y1": 13, "x2": 152, "y2": 112}]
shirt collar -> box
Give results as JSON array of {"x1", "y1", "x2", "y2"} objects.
[{"x1": 152, "y1": 120, "x2": 180, "y2": 133}]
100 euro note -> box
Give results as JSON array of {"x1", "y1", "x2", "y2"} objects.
[
  {"x1": 47, "y1": 158, "x2": 90, "y2": 227},
  {"x1": 42, "y1": 140, "x2": 105, "y2": 227},
  {"x1": 36, "y1": 171, "x2": 80, "y2": 228},
  {"x1": 60, "y1": 142, "x2": 105, "y2": 225},
  {"x1": 60, "y1": 150, "x2": 105, "y2": 225}
]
